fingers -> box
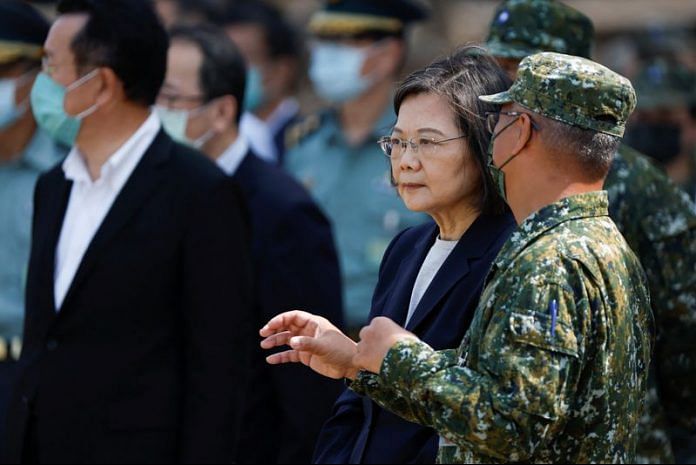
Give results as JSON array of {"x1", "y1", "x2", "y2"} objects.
[
  {"x1": 288, "y1": 335, "x2": 326, "y2": 355},
  {"x1": 266, "y1": 350, "x2": 302, "y2": 365},
  {"x1": 260, "y1": 310, "x2": 315, "y2": 337},
  {"x1": 260, "y1": 331, "x2": 293, "y2": 350}
]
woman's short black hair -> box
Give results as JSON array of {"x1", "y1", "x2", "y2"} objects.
[
  {"x1": 57, "y1": 0, "x2": 169, "y2": 106},
  {"x1": 393, "y1": 45, "x2": 512, "y2": 215}
]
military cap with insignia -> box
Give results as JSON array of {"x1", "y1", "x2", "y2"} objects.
[
  {"x1": 486, "y1": 0, "x2": 594, "y2": 59},
  {"x1": 480, "y1": 52, "x2": 637, "y2": 137},
  {"x1": 0, "y1": 0, "x2": 50, "y2": 65},
  {"x1": 309, "y1": 0, "x2": 430, "y2": 38}
]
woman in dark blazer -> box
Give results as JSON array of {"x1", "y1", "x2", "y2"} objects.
[{"x1": 261, "y1": 47, "x2": 514, "y2": 464}]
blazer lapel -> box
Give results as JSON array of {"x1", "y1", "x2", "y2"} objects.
[
  {"x1": 380, "y1": 225, "x2": 437, "y2": 326},
  {"x1": 58, "y1": 131, "x2": 171, "y2": 313},
  {"x1": 36, "y1": 172, "x2": 73, "y2": 316},
  {"x1": 405, "y1": 214, "x2": 508, "y2": 332}
]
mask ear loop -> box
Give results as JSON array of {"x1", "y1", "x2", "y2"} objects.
[{"x1": 66, "y1": 69, "x2": 102, "y2": 120}]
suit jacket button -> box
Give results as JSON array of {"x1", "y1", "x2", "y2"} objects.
[{"x1": 46, "y1": 339, "x2": 58, "y2": 351}]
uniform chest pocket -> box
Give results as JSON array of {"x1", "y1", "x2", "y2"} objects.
[{"x1": 508, "y1": 312, "x2": 579, "y2": 358}]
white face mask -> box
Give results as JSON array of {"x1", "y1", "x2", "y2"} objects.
[
  {"x1": 155, "y1": 105, "x2": 214, "y2": 150},
  {"x1": 0, "y1": 71, "x2": 36, "y2": 130},
  {"x1": 309, "y1": 42, "x2": 378, "y2": 103}
]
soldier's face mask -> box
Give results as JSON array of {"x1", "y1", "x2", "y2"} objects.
[
  {"x1": 487, "y1": 113, "x2": 523, "y2": 201},
  {"x1": 0, "y1": 70, "x2": 36, "y2": 130},
  {"x1": 624, "y1": 121, "x2": 682, "y2": 165},
  {"x1": 309, "y1": 41, "x2": 378, "y2": 104}
]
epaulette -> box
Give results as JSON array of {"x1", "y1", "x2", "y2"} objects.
[{"x1": 285, "y1": 113, "x2": 323, "y2": 150}]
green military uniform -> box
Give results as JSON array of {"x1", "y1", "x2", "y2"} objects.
[
  {"x1": 352, "y1": 192, "x2": 651, "y2": 464},
  {"x1": 286, "y1": 108, "x2": 426, "y2": 328},
  {"x1": 485, "y1": 2, "x2": 696, "y2": 461},
  {"x1": 348, "y1": 52, "x2": 652, "y2": 464},
  {"x1": 286, "y1": 0, "x2": 429, "y2": 329}
]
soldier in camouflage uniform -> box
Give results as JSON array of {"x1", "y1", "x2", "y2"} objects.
[
  {"x1": 484, "y1": 1, "x2": 696, "y2": 462},
  {"x1": 261, "y1": 52, "x2": 652, "y2": 464}
]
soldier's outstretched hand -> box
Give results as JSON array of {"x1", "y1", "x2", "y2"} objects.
[
  {"x1": 354, "y1": 317, "x2": 420, "y2": 374},
  {"x1": 260, "y1": 311, "x2": 359, "y2": 380}
]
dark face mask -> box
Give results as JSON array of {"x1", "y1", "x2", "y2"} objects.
[{"x1": 624, "y1": 122, "x2": 682, "y2": 165}]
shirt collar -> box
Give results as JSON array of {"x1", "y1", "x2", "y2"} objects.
[
  {"x1": 494, "y1": 191, "x2": 610, "y2": 271},
  {"x1": 62, "y1": 112, "x2": 161, "y2": 188},
  {"x1": 266, "y1": 98, "x2": 300, "y2": 134},
  {"x1": 216, "y1": 135, "x2": 249, "y2": 176}
]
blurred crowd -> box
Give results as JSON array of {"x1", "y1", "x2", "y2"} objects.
[{"x1": 0, "y1": 0, "x2": 694, "y2": 464}]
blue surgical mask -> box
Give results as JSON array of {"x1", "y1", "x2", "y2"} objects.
[
  {"x1": 30, "y1": 70, "x2": 100, "y2": 147},
  {"x1": 0, "y1": 71, "x2": 35, "y2": 130},
  {"x1": 309, "y1": 42, "x2": 375, "y2": 103},
  {"x1": 244, "y1": 67, "x2": 264, "y2": 112},
  {"x1": 155, "y1": 105, "x2": 214, "y2": 150}
]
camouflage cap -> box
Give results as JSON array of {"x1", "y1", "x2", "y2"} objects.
[
  {"x1": 485, "y1": 0, "x2": 594, "y2": 60},
  {"x1": 480, "y1": 52, "x2": 637, "y2": 137},
  {"x1": 632, "y1": 59, "x2": 696, "y2": 110}
]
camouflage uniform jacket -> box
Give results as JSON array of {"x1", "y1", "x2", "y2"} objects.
[
  {"x1": 351, "y1": 192, "x2": 653, "y2": 464},
  {"x1": 606, "y1": 145, "x2": 696, "y2": 463}
]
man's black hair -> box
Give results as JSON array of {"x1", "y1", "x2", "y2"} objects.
[
  {"x1": 169, "y1": 24, "x2": 247, "y2": 125},
  {"x1": 217, "y1": 1, "x2": 302, "y2": 61},
  {"x1": 57, "y1": 0, "x2": 169, "y2": 106}
]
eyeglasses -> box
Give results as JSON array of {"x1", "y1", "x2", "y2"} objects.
[
  {"x1": 377, "y1": 135, "x2": 465, "y2": 159},
  {"x1": 485, "y1": 111, "x2": 538, "y2": 134}
]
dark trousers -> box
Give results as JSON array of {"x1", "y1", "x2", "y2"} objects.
[{"x1": 0, "y1": 362, "x2": 18, "y2": 462}]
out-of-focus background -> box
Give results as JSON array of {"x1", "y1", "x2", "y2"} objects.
[{"x1": 28, "y1": 0, "x2": 696, "y2": 111}]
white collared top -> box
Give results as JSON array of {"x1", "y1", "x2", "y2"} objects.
[
  {"x1": 54, "y1": 113, "x2": 161, "y2": 311},
  {"x1": 216, "y1": 135, "x2": 249, "y2": 176},
  {"x1": 240, "y1": 111, "x2": 276, "y2": 163}
]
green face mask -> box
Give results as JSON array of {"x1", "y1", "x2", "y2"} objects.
[
  {"x1": 30, "y1": 70, "x2": 100, "y2": 147},
  {"x1": 487, "y1": 115, "x2": 521, "y2": 201}
]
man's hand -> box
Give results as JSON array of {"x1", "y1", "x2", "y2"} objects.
[
  {"x1": 354, "y1": 317, "x2": 420, "y2": 374},
  {"x1": 260, "y1": 311, "x2": 359, "y2": 379}
]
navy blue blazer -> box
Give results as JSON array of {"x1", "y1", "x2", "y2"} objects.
[
  {"x1": 313, "y1": 212, "x2": 516, "y2": 464},
  {"x1": 232, "y1": 152, "x2": 345, "y2": 464}
]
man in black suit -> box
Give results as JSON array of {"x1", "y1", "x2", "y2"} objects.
[
  {"x1": 155, "y1": 25, "x2": 345, "y2": 464},
  {"x1": 5, "y1": 1, "x2": 254, "y2": 463}
]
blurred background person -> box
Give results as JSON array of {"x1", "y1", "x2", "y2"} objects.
[
  {"x1": 0, "y1": 0, "x2": 65, "y2": 458},
  {"x1": 4, "y1": 1, "x2": 253, "y2": 462},
  {"x1": 314, "y1": 47, "x2": 515, "y2": 464},
  {"x1": 286, "y1": 0, "x2": 430, "y2": 334},
  {"x1": 482, "y1": 0, "x2": 696, "y2": 462},
  {"x1": 222, "y1": 0, "x2": 305, "y2": 165},
  {"x1": 155, "y1": 24, "x2": 345, "y2": 464},
  {"x1": 625, "y1": 59, "x2": 696, "y2": 202}
]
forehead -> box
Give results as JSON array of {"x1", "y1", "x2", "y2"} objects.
[
  {"x1": 226, "y1": 24, "x2": 268, "y2": 64},
  {"x1": 45, "y1": 14, "x2": 88, "y2": 59},
  {"x1": 395, "y1": 92, "x2": 459, "y2": 132},
  {"x1": 164, "y1": 40, "x2": 203, "y2": 93}
]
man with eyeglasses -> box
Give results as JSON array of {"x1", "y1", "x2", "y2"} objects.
[
  {"x1": 483, "y1": 1, "x2": 696, "y2": 462},
  {"x1": 285, "y1": 0, "x2": 430, "y2": 336},
  {"x1": 5, "y1": 1, "x2": 254, "y2": 463},
  {"x1": 0, "y1": 2, "x2": 66, "y2": 457},
  {"x1": 261, "y1": 52, "x2": 652, "y2": 464}
]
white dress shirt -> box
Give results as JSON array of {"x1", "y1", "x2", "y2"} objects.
[
  {"x1": 240, "y1": 111, "x2": 276, "y2": 163},
  {"x1": 54, "y1": 113, "x2": 161, "y2": 310},
  {"x1": 405, "y1": 237, "x2": 459, "y2": 327},
  {"x1": 216, "y1": 135, "x2": 250, "y2": 176}
]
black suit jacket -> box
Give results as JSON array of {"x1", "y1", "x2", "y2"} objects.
[
  {"x1": 313, "y1": 212, "x2": 516, "y2": 464},
  {"x1": 232, "y1": 152, "x2": 344, "y2": 464},
  {"x1": 5, "y1": 131, "x2": 254, "y2": 464}
]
